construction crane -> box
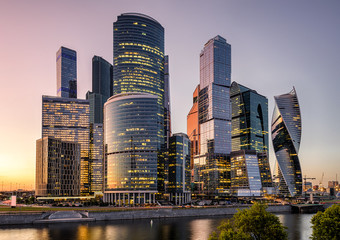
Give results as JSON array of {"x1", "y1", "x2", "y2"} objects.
[
  {"x1": 303, "y1": 175, "x2": 315, "y2": 194},
  {"x1": 319, "y1": 172, "x2": 324, "y2": 189}
]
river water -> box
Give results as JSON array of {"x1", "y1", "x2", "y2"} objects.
[{"x1": 0, "y1": 213, "x2": 313, "y2": 240}]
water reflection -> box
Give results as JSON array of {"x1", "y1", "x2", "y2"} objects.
[{"x1": 0, "y1": 214, "x2": 313, "y2": 240}]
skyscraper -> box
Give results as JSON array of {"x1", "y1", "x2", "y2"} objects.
[
  {"x1": 42, "y1": 96, "x2": 90, "y2": 194},
  {"x1": 187, "y1": 35, "x2": 232, "y2": 197},
  {"x1": 103, "y1": 93, "x2": 159, "y2": 205},
  {"x1": 271, "y1": 87, "x2": 302, "y2": 197},
  {"x1": 103, "y1": 13, "x2": 166, "y2": 203},
  {"x1": 230, "y1": 150, "x2": 262, "y2": 197},
  {"x1": 230, "y1": 82, "x2": 273, "y2": 192},
  {"x1": 36, "y1": 137, "x2": 81, "y2": 197},
  {"x1": 168, "y1": 133, "x2": 191, "y2": 205},
  {"x1": 56, "y1": 47, "x2": 77, "y2": 98},
  {"x1": 86, "y1": 56, "x2": 113, "y2": 124}
]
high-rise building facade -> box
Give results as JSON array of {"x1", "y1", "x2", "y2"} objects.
[
  {"x1": 230, "y1": 150, "x2": 262, "y2": 197},
  {"x1": 103, "y1": 93, "x2": 159, "y2": 205},
  {"x1": 42, "y1": 95, "x2": 90, "y2": 194},
  {"x1": 56, "y1": 47, "x2": 77, "y2": 98},
  {"x1": 110, "y1": 13, "x2": 166, "y2": 196},
  {"x1": 36, "y1": 137, "x2": 81, "y2": 197},
  {"x1": 188, "y1": 35, "x2": 232, "y2": 197},
  {"x1": 230, "y1": 82, "x2": 273, "y2": 193},
  {"x1": 89, "y1": 123, "x2": 104, "y2": 192},
  {"x1": 271, "y1": 87, "x2": 302, "y2": 197},
  {"x1": 87, "y1": 56, "x2": 113, "y2": 124},
  {"x1": 168, "y1": 133, "x2": 191, "y2": 205}
]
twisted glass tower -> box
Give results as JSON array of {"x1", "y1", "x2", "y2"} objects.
[{"x1": 271, "y1": 87, "x2": 302, "y2": 197}]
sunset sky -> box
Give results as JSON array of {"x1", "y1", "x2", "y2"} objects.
[{"x1": 0, "y1": 0, "x2": 339, "y2": 190}]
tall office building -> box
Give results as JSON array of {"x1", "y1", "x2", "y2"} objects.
[
  {"x1": 230, "y1": 82, "x2": 273, "y2": 193},
  {"x1": 187, "y1": 35, "x2": 232, "y2": 197},
  {"x1": 168, "y1": 133, "x2": 191, "y2": 205},
  {"x1": 230, "y1": 150, "x2": 262, "y2": 197},
  {"x1": 42, "y1": 96, "x2": 90, "y2": 194},
  {"x1": 107, "y1": 13, "x2": 166, "y2": 199},
  {"x1": 86, "y1": 56, "x2": 113, "y2": 124},
  {"x1": 85, "y1": 56, "x2": 112, "y2": 193},
  {"x1": 56, "y1": 47, "x2": 77, "y2": 98},
  {"x1": 103, "y1": 93, "x2": 160, "y2": 205},
  {"x1": 36, "y1": 137, "x2": 81, "y2": 197},
  {"x1": 271, "y1": 87, "x2": 302, "y2": 197},
  {"x1": 89, "y1": 123, "x2": 104, "y2": 192}
]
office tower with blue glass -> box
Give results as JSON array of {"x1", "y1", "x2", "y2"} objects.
[
  {"x1": 230, "y1": 82, "x2": 273, "y2": 194},
  {"x1": 190, "y1": 35, "x2": 232, "y2": 197},
  {"x1": 56, "y1": 47, "x2": 77, "y2": 98},
  {"x1": 230, "y1": 150, "x2": 262, "y2": 197},
  {"x1": 168, "y1": 133, "x2": 191, "y2": 205},
  {"x1": 36, "y1": 137, "x2": 81, "y2": 197},
  {"x1": 41, "y1": 96, "x2": 90, "y2": 194},
  {"x1": 271, "y1": 87, "x2": 302, "y2": 197},
  {"x1": 103, "y1": 13, "x2": 166, "y2": 204},
  {"x1": 103, "y1": 93, "x2": 160, "y2": 205}
]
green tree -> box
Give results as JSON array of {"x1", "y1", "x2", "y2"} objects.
[
  {"x1": 311, "y1": 204, "x2": 340, "y2": 240},
  {"x1": 209, "y1": 203, "x2": 287, "y2": 240}
]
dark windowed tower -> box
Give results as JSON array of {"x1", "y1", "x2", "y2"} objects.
[
  {"x1": 56, "y1": 47, "x2": 77, "y2": 98},
  {"x1": 271, "y1": 87, "x2": 302, "y2": 197},
  {"x1": 230, "y1": 82, "x2": 273, "y2": 193},
  {"x1": 86, "y1": 56, "x2": 113, "y2": 124}
]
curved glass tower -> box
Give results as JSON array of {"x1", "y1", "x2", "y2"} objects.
[
  {"x1": 112, "y1": 13, "x2": 166, "y2": 194},
  {"x1": 103, "y1": 93, "x2": 159, "y2": 205},
  {"x1": 271, "y1": 87, "x2": 302, "y2": 197},
  {"x1": 113, "y1": 13, "x2": 164, "y2": 102}
]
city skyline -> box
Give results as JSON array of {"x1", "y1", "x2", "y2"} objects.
[{"x1": 0, "y1": 0, "x2": 339, "y2": 190}]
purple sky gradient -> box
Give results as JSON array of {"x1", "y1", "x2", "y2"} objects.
[{"x1": 0, "y1": 0, "x2": 339, "y2": 190}]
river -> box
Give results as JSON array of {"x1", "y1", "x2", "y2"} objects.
[{"x1": 0, "y1": 213, "x2": 314, "y2": 240}]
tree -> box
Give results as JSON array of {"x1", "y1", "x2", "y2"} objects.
[
  {"x1": 209, "y1": 203, "x2": 287, "y2": 240},
  {"x1": 311, "y1": 204, "x2": 340, "y2": 240}
]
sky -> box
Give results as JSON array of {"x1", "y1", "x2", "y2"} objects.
[{"x1": 0, "y1": 0, "x2": 339, "y2": 191}]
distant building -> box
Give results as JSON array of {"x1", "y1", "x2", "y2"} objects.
[
  {"x1": 168, "y1": 133, "x2": 191, "y2": 205},
  {"x1": 271, "y1": 87, "x2": 302, "y2": 197},
  {"x1": 230, "y1": 82, "x2": 273, "y2": 194},
  {"x1": 187, "y1": 35, "x2": 232, "y2": 197},
  {"x1": 328, "y1": 181, "x2": 339, "y2": 188},
  {"x1": 86, "y1": 56, "x2": 113, "y2": 124},
  {"x1": 56, "y1": 47, "x2": 77, "y2": 98},
  {"x1": 36, "y1": 137, "x2": 80, "y2": 197},
  {"x1": 230, "y1": 150, "x2": 262, "y2": 197},
  {"x1": 42, "y1": 95, "x2": 90, "y2": 194},
  {"x1": 103, "y1": 93, "x2": 159, "y2": 205}
]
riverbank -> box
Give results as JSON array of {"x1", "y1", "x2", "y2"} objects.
[{"x1": 0, "y1": 205, "x2": 290, "y2": 225}]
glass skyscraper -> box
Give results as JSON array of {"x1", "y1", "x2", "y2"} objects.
[
  {"x1": 107, "y1": 13, "x2": 166, "y2": 199},
  {"x1": 230, "y1": 150, "x2": 262, "y2": 197},
  {"x1": 168, "y1": 133, "x2": 191, "y2": 205},
  {"x1": 230, "y1": 82, "x2": 273, "y2": 192},
  {"x1": 103, "y1": 93, "x2": 159, "y2": 205},
  {"x1": 271, "y1": 87, "x2": 302, "y2": 197},
  {"x1": 36, "y1": 137, "x2": 81, "y2": 197},
  {"x1": 86, "y1": 56, "x2": 113, "y2": 124},
  {"x1": 56, "y1": 47, "x2": 77, "y2": 98},
  {"x1": 42, "y1": 95, "x2": 90, "y2": 194},
  {"x1": 188, "y1": 35, "x2": 232, "y2": 197}
]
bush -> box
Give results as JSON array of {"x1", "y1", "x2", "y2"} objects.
[
  {"x1": 209, "y1": 203, "x2": 287, "y2": 240},
  {"x1": 311, "y1": 204, "x2": 340, "y2": 240}
]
